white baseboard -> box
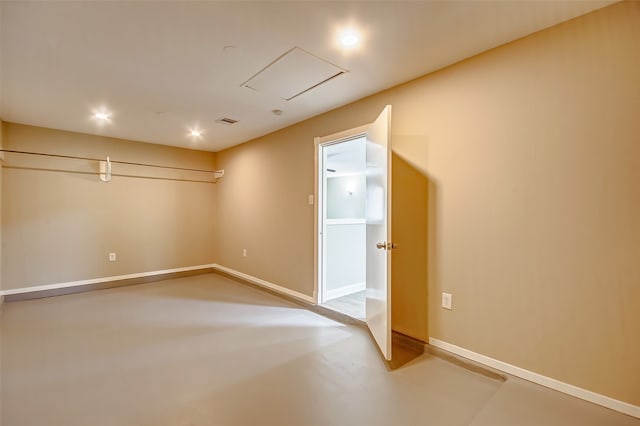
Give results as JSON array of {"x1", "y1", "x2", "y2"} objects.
[
  {"x1": 213, "y1": 264, "x2": 314, "y2": 304},
  {"x1": 428, "y1": 338, "x2": 639, "y2": 419},
  {"x1": 324, "y1": 281, "x2": 365, "y2": 302},
  {"x1": 0, "y1": 264, "x2": 216, "y2": 296}
]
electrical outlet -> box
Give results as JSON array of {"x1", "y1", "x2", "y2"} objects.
[
  {"x1": 109, "y1": 252, "x2": 117, "y2": 262},
  {"x1": 308, "y1": 195, "x2": 314, "y2": 205},
  {"x1": 243, "y1": 249, "x2": 247, "y2": 257},
  {"x1": 442, "y1": 292, "x2": 452, "y2": 310}
]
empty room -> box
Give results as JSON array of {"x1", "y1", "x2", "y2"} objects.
[{"x1": 0, "y1": 1, "x2": 638, "y2": 425}]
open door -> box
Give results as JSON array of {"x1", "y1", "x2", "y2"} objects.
[{"x1": 365, "y1": 105, "x2": 393, "y2": 361}]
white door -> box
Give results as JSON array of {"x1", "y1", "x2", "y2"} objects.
[{"x1": 365, "y1": 105, "x2": 393, "y2": 360}]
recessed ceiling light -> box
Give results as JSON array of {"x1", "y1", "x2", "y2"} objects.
[
  {"x1": 94, "y1": 111, "x2": 110, "y2": 121},
  {"x1": 189, "y1": 129, "x2": 202, "y2": 137},
  {"x1": 339, "y1": 28, "x2": 360, "y2": 48}
]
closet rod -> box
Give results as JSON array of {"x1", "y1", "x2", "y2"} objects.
[
  {"x1": 1, "y1": 165, "x2": 216, "y2": 184},
  {"x1": 0, "y1": 149, "x2": 217, "y2": 174}
]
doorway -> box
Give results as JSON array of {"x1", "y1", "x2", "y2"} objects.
[
  {"x1": 315, "y1": 106, "x2": 393, "y2": 360},
  {"x1": 317, "y1": 134, "x2": 367, "y2": 320}
]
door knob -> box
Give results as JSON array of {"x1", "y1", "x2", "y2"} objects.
[{"x1": 376, "y1": 242, "x2": 398, "y2": 250}]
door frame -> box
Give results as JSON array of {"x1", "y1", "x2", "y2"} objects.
[{"x1": 313, "y1": 124, "x2": 370, "y2": 305}]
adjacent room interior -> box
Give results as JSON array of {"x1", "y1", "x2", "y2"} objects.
[
  {"x1": 319, "y1": 135, "x2": 367, "y2": 320},
  {"x1": 0, "y1": 1, "x2": 638, "y2": 424}
]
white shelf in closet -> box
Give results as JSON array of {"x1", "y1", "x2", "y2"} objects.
[{"x1": 325, "y1": 218, "x2": 366, "y2": 225}]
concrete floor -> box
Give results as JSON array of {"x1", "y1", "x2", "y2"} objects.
[{"x1": 1, "y1": 273, "x2": 638, "y2": 426}]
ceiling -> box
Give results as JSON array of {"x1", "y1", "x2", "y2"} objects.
[
  {"x1": 0, "y1": 1, "x2": 614, "y2": 152},
  {"x1": 326, "y1": 136, "x2": 366, "y2": 175}
]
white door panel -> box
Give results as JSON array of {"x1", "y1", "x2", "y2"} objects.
[{"x1": 365, "y1": 105, "x2": 392, "y2": 361}]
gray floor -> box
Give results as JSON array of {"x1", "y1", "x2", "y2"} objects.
[
  {"x1": 1, "y1": 273, "x2": 638, "y2": 426},
  {"x1": 322, "y1": 290, "x2": 365, "y2": 320}
]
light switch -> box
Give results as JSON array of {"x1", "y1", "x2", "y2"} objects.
[{"x1": 442, "y1": 292, "x2": 452, "y2": 310}]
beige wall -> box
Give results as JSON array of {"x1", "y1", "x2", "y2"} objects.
[
  {"x1": 1, "y1": 123, "x2": 217, "y2": 290},
  {"x1": 216, "y1": 2, "x2": 640, "y2": 405},
  {"x1": 0, "y1": 117, "x2": 3, "y2": 426},
  {"x1": 391, "y1": 153, "x2": 429, "y2": 341},
  {"x1": 215, "y1": 129, "x2": 317, "y2": 294},
  {"x1": 0, "y1": 119, "x2": 3, "y2": 292}
]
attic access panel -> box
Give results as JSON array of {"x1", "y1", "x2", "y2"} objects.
[{"x1": 242, "y1": 47, "x2": 347, "y2": 101}]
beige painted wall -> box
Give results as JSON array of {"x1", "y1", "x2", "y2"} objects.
[
  {"x1": 0, "y1": 119, "x2": 4, "y2": 293},
  {"x1": 215, "y1": 129, "x2": 316, "y2": 294},
  {"x1": 216, "y1": 2, "x2": 640, "y2": 405},
  {"x1": 0, "y1": 117, "x2": 3, "y2": 426},
  {"x1": 391, "y1": 153, "x2": 429, "y2": 341},
  {"x1": 1, "y1": 123, "x2": 217, "y2": 290}
]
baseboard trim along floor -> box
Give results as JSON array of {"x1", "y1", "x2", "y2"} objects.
[
  {"x1": 212, "y1": 264, "x2": 314, "y2": 304},
  {"x1": 324, "y1": 281, "x2": 366, "y2": 301},
  {"x1": 428, "y1": 337, "x2": 640, "y2": 419},
  {"x1": 212, "y1": 266, "x2": 378, "y2": 329},
  {"x1": 0, "y1": 265, "x2": 216, "y2": 301}
]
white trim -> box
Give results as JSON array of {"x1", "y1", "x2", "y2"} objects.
[
  {"x1": 0, "y1": 264, "x2": 216, "y2": 296},
  {"x1": 316, "y1": 124, "x2": 370, "y2": 310},
  {"x1": 316, "y1": 124, "x2": 370, "y2": 145},
  {"x1": 326, "y1": 218, "x2": 366, "y2": 225},
  {"x1": 428, "y1": 338, "x2": 640, "y2": 419},
  {"x1": 213, "y1": 264, "x2": 314, "y2": 304},
  {"x1": 326, "y1": 170, "x2": 366, "y2": 178},
  {"x1": 323, "y1": 281, "x2": 365, "y2": 302},
  {"x1": 314, "y1": 136, "x2": 321, "y2": 305}
]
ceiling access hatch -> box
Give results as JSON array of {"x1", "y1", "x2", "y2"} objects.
[{"x1": 242, "y1": 47, "x2": 348, "y2": 101}]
